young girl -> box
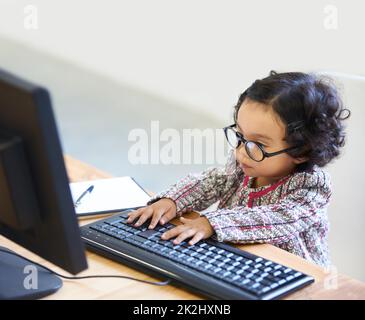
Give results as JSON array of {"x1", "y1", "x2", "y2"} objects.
[{"x1": 127, "y1": 71, "x2": 350, "y2": 268}]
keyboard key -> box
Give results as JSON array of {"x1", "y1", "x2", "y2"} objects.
[
  {"x1": 261, "y1": 286, "x2": 271, "y2": 293},
  {"x1": 170, "y1": 251, "x2": 181, "y2": 258},
  {"x1": 294, "y1": 272, "x2": 302, "y2": 278},
  {"x1": 138, "y1": 229, "x2": 159, "y2": 239},
  {"x1": 274, "y1": 264, "x2": 282, "y2": 270},
  {"x1": 108, "y1": 219, "x2": 123, "y2": 225},
  {"x1": 223, "y1": 271, "x2": 232, "y2": 277},
  {"x1": 284, "y1": 268, "x2": 292, "y2": 274},
  {"x1": 210, "y1": 259, "x2": 221, "y2": 266},
  {"x1": 130, "y1": 235, "x2": 148, "y2": 243},
  {"x1": 251, "y1": 283, "x2": 261, "y2": 289},
  {"x1": 265, "y1": 275, "x2": 278, "y2": 283},
  {"x1": 180, "y1": 242, "x2": 191, "y2": 248},
  {"x1": 260, "y1": 279, "x2": 272, "y2": 287},
  {"x1": 240, "y1": 279, "x2": 251, "y2": 286},
  {"x1": 165, "y1": 241, "x2": 174, "y2": 248}
]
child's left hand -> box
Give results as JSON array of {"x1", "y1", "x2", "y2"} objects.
[{"x1": 161, "y1": 216, "x2": 215, "y2": 245}]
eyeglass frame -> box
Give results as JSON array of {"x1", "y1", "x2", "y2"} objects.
[{"x1": 223, "y1": 124, "x2": 303, "y2": 162}]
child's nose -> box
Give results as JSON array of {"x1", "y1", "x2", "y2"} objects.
[{"x1": 235, "y1": 146, "x2": 250, "y2": 162}]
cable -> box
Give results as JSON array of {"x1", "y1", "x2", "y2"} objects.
[{"x1": 0, "y1": 248, "x2": 171, "y2": 286}]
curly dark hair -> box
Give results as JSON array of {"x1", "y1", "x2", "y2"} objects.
[{"x1": 233, "y1": 71, "x2": 351, "y2": 172}]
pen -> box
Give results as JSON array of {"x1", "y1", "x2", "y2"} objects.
[{"x1": 74, "y1": 185, "x2": 94, "y2": 208}]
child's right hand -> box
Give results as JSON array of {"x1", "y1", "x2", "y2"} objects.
[{"x1": 126, "y1": 198, "x2": 177, "y2": 229}]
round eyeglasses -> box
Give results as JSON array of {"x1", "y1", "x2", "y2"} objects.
[{"x1": 223, "y1": 124, "x2": 302, "y2": 162}]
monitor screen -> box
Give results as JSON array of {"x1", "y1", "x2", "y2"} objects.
[{"x1": 0, "y1": 68, "x2": 87, "y2": 279}]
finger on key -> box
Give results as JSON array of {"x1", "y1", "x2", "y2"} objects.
[
  {"x1": 149, "y1": 208, "x2": 165, "y2": 229},
  {"x1": 188, "y1": 231, "x2": 205, "y2": 245},
  {"x1": 173, "y1": 229, "x2": 195, "y2": 244},
  {"x1": 161, "y1": 225, "x2": 185, "y2": 240},
  {"x1": 134, "y1": 206, "x2": 153, "y2": 226},
  {"x1": 160, "y1": 208, "x2": 176, "y2": 225},
  {"x1": 127, "y1": 208, "x2": 143, "y2": 223}
]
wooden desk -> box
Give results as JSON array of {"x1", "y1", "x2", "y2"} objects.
[{"x1": 1, "y1": 156, "x2": 365, "y2": 299}]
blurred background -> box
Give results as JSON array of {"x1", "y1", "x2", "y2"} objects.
[{"x1": 0, "y1": 0, "x2": 364, "y2": 281}]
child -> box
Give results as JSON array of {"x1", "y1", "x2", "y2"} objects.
[{"x1": 127, "y1": 71, "x2": 350, "y2": 268}]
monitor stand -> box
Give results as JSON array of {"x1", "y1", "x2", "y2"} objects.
[{"x1": 0, "y1": 246, "x2": 62, "y2": 299}]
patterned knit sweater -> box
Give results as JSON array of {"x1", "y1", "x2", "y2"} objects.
[{"x1": 147, "y1": 150, "x2": 332, "y2": 268}]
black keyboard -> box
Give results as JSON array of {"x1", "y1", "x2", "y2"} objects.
[{"x1": 80, "y1": 210, "x2": 314, "y2": 300}]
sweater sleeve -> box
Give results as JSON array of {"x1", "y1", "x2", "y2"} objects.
[
  {"x1": 201, "y1": 170, "x2": 332, "y2": 244},
  {"x1": 146, "y1": 149, "x2": 242, "y2": 216}
]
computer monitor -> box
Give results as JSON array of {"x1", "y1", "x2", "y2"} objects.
[{"x1": 0, "y1": 68, "x2": 88, "y2": 299}]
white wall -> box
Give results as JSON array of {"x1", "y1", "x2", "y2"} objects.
[
  {"x1": 1, "y1": 0, "x2": 365, "y2": 122},
  {"x1": 323, "y1": 72, "x2": 365, "y2": 282}
]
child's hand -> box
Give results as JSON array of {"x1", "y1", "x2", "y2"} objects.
[
  {"x1": 126, "y1": 198, "x2": 177, "y2": 229},
  {"x1": 161, "y1": 216, "x2": 215, "y2": 245}
]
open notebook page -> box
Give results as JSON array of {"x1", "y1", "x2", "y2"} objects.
[{"x1": 69, "y1": 177, "x2": 151, "y2": 216}]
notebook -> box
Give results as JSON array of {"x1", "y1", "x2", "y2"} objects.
[{"x1": 69, "y1": 177, "x2": 151, "y2": 216}]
